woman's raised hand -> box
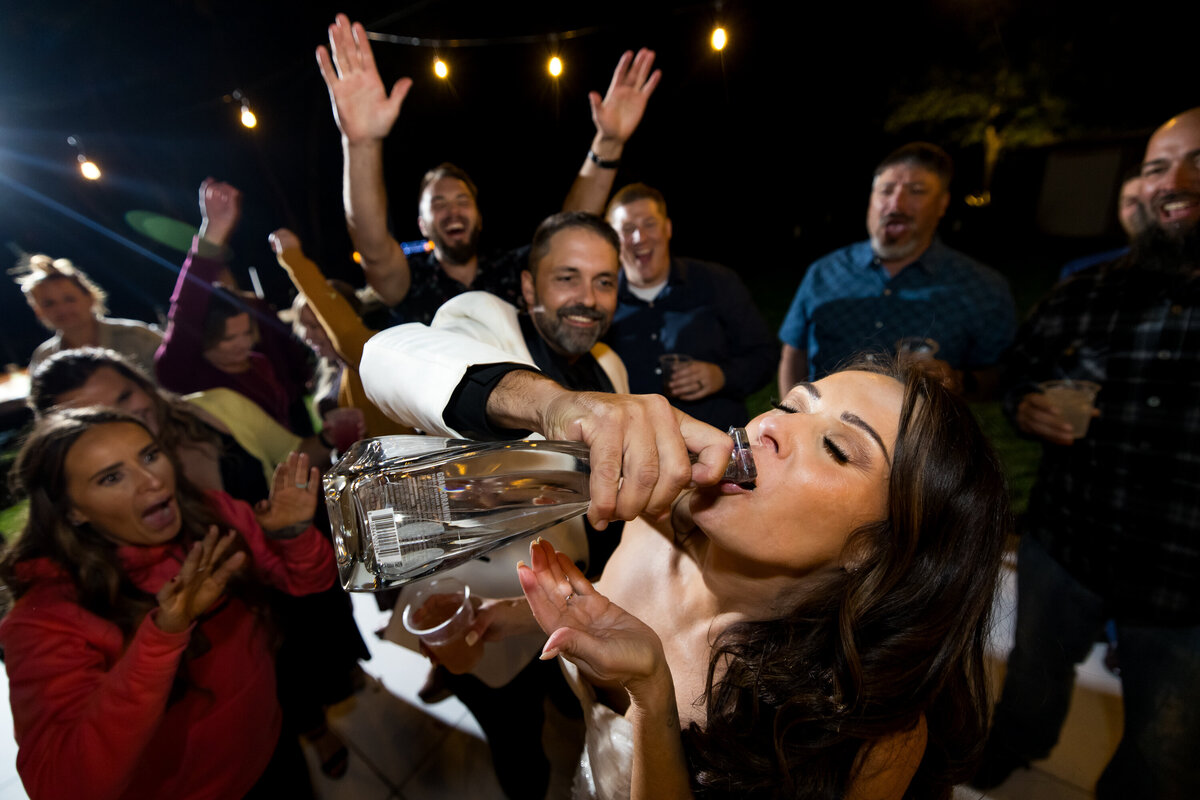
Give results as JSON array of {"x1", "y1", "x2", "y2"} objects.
[
  {"x1": 155, "y1": 526, "x2": 246, "y2": 634},
  {"x1": 518, "y1": 539, "x2": 668, "y2": 697},
  {"x1": 255, "y1": 451, "x2": 320, "y2": 536}
]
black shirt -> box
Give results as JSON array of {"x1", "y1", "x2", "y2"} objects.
[{"x1": 388, "y1": 247, "x2": 528, "y2": 326}]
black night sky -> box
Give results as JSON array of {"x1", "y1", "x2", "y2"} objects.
[{"x1": 1, "y1": 0, "x2": 1195, "y2": 366}]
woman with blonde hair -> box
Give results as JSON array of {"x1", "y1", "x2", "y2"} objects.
[{"x1": 15, "y1": 254, "x2": 162, "y2": 378}]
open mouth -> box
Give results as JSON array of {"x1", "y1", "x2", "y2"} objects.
[
  {"x1": 141, "y1": 497, "x2": 177, "y2": 531},
  {"x1": 882, "y1": 216, "x2": 912, "y2": 237},
  {"x1": 558, "y1": 305, "x2": 605, "y2": 327},
  {"x1": 1159, "y1": 196, "x2": 1200, "y2": 221},
  {"x1": 562, "y1": 313, "x2": 600, "y2": 326}
]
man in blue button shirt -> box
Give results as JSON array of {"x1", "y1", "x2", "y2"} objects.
[{"x1": 777, "y1": 142, "x2": 1016, "y2": 398}]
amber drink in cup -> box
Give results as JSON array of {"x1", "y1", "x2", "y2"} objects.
[
  {"x1": 402, "y1": 577, "x2": 483, "y2": 674},
  {"x1": 1038, "y1": 380, "x2": 1101, "y2": 439}
]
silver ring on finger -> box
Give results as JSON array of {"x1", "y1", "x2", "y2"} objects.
[
  {"x1": 295, "y1": 482, "x2": 308, "y2": 489},
  {"x1": 564, "y1": 592, "x2": 575, "y2": 604}
]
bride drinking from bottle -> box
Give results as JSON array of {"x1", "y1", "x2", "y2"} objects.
[{"x1": 470, "y1": 363, "x2": 1009, "y2": 799}]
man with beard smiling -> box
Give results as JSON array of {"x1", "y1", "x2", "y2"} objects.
[
  {"x1": 972, "y1": 108, "x2": 1200, "y2": 797},
  {"x1": 777, "y1": 142, "x2": 1015, "y2": 396},
  {"x1": 361, "y1": 211, "x2": 628, "y2": 437},
  {"x1": 317, "y1": 13, "x2": 659, "y2": 328}
]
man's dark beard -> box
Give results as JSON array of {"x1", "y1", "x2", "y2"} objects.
[
  {"x1": 1127, "y1": 220, "x2": 1200, "y2": 275},
  {"x1": 531, "y1": 303, "x2": 610, "y2": 357},
  {"x1": 432, "y1": 225, "x2": 481, "y2": 266}
]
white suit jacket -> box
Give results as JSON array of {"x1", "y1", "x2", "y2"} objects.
[{"x1": 361, "y1": 292, "x2": 629, "y2": 685}]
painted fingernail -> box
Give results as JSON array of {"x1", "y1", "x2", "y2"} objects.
[{"x1": 540, "y1": 647, "x2": 560, "y2": 661}]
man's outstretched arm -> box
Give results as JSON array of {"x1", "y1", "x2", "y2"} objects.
[
  {"x1": 562, "y1": 48, "x2": 661, "y2": 215},
  {"x1": 317, "y1": 13, "x2": 413, "y2": 306}
]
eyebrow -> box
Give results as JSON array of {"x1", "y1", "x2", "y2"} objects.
[
  {"x1": 87, "y1": 443, "x2": 156, "y2": 482},
  {"x1": 89, "y1": 461, "x2": 123, "y2": 482},
  {"x1": 798, "y1": 383, "x2": 892, "y2": 465},
  {"x1": 842, "y1": 412, "x2": 891, "y2": 466}
]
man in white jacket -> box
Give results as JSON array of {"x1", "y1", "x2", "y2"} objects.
[{"x1": 363, "y1": 211, "x2": 708, "y2": 798}]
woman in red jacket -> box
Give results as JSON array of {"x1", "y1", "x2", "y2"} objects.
[{"x1": 0, "y1": 408, "x2": 334, "y2": 799}]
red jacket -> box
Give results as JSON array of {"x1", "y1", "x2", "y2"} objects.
[{"x1": 0, "y1": 491, "x2": 335, "y2": 800}]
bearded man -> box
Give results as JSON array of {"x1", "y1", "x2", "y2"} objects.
[{"x1": 972, "y1": 107, "x2": 1200, "y2": 798}]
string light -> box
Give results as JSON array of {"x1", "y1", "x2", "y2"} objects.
[
  {"x1": 227, "y1": 90, "x2": 257, "y2": 129},
  {"x1": 548, "y1": 56, "x2": 563, "y2": 77},
  {"x1": 434, "y1": 58, "x2": 449, "y2": 78},
  {"x1": 711, "y1": 27, "x2": 727, "y2": 51},
  {"x1": 67, "y1": 136, "x2": 101, "y2": 181},
  {"x1": 78, "y1": 156, "x2": 101, "y2": 181}
]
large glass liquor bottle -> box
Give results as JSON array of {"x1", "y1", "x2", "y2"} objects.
[
  {"x1": 324, "y1": 437, "x2": 591, "y2": 591},
  {"x1": 323, "y1": 432, "x2": 755, "y2": 592}
]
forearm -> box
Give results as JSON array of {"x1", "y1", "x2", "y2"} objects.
[
  {"x1": 276, "y1": 246, "x2": 373, "y2": 366},
  {"x1": 157, "y1": 241, "x2": 224, "y2": 379},
  {"x1": 262, "y1": 525, "x2": 337, "y2": 594},
  {"x1": 562, "y1": 132, "x2": 624, "y2": 214},
  {"x1": 343, "y1": 139, "x2": 410, "y2": 304},
  {"x1": 628, "y1": 676, "x2": 694, "y2": 800},
  {"x1": 484, "y1": 369, "x2": 571, "y2": 433}
]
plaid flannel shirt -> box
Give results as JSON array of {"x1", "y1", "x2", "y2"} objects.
[{"x1": 1003, "y1": 258, "x2": 1200, "y2": 625}]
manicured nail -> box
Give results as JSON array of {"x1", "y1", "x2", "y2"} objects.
[
  {"x1": 464, "y1": 631, "x2": 479, "y2": 647},
  {"x1": 539, "y1": 647, "x2": 560, "y2": 661},
  {"x1": 516, "y1": 560, "x2": 527, "y2": 569}
]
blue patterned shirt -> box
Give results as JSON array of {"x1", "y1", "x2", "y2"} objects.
[{"x1": 778, "y1": 239, "x2": 1016, "y2": 379}]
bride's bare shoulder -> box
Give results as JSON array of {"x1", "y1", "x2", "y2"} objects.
[{"x1": 594, "y1": 514, "x2": 690, "y2": 597}]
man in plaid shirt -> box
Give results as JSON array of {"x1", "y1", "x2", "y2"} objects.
[{"x1": 973, "y1": 108, "x2": 1200, "y2": 797}]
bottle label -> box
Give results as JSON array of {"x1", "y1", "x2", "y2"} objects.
[
  {"x1": 366, "y1": 471, "x2": 453, "y2": 567},
  {"x1": 367, "y1": 507, "x2": 401, "y2": 560}
]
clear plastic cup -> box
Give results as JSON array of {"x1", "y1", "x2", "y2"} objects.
[
  {"x1": 1038, "y1": 380, "x2": 1101, "y2": 439},
  {"x1": 401, "y1": 577, "x2": 483, "y2": 674},
  {"x1": 658, "y1": 353, "x2": 693, "y2": 392}
]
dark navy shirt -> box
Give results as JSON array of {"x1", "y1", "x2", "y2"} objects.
[
  {"x1": 605, "y1": 257, "x2": 776, "y2": 431},
  {"x1": 778, "y1": 239, "x2": 1016, "y2": 379}
]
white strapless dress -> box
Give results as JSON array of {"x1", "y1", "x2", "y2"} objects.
[{"x1": 561, "y1": 659, "x2": 634, "y2": 800}]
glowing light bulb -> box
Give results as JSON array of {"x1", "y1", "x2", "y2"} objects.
[
  {"x1": 79, "y1": 159, "x2": 101, "y2": 181},
  {"x1": 434, "y1": 59, "x2": 449, "y2": 79},
  {"x1": 711, "y1": 27, "x2": 728, "y2": 51},
  {"x1": 548, "y1": 56, "x2": 563, "y2": 77},
  {"x1": 240, "y1": 106, "x2": 257, "y2": 128}
]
